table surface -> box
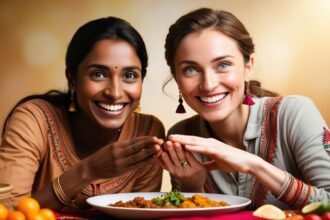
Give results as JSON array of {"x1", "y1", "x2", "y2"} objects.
[{"x1": 55, "y1": 210, "x2": 258, "y2": 220}]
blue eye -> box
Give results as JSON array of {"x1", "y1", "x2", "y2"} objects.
[
  {"x1": 183, "y1": 66, "x2": 199, "y2": 74},
  {"x1": 218, "y1": 62, "x2": 230, "y2": 70}
]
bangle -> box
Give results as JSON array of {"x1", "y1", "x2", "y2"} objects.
[
  {"x1": 52, "y1": 176, "x2": 74, "y2": 207},
  {"x1": 276, "y1": 171, "x2": 290, "y2": 199}
]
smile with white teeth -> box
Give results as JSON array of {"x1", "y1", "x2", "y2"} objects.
[
  {"x1": 97, "y1": 102, "x2": 124, "y2": 111},
  {"x1": 200, "y1": 93, "x2": 228, "y2": 103}
]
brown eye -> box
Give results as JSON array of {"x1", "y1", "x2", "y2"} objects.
[
  {"x1": 123, "y1": 71, "x2": 138, "y2": 82},
  {"x1": 90, "y1": 71, "x2": 107, "y2": 80}
]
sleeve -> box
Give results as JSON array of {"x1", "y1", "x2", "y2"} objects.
[
  {"x1": 0, "y1": 102, "x2": 47, "y2": 206},
  {"x1": 277, "y1": 96, "x2": 330, "y2": 208},
  {"x1": 132, "y1": 163, "x2": 163, "y2": 192},
  {"x1": 132, "y1": 115, "x2": 164, "y2": 192},
  {"x1": 148, "y1": 115, "x2": 165, "y2": 139}
]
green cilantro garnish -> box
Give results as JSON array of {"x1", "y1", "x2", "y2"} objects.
[{"x1": 155, "y1": 191, "x2": 185, "y2": 206}]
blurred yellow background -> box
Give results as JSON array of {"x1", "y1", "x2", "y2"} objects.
[{"x1": 1, "y1": 0, "x2": 330, "y2": 191}]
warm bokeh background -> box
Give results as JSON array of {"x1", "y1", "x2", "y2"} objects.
[{"x1": 1, "y1": 0, "x2": 329, "y2": 191}]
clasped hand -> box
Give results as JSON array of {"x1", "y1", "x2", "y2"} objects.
[
  {"x1": 86, "y1": 136, "x2": 164, "y2": 180},
  {"x1": 157, "y1": 134, "x2": 257, "y2": 191}
]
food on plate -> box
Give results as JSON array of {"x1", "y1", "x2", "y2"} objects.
[
  {"x1": 302, "y1": 202, "x2": 330, "y2": 215},
  {"x1": 253, "y1": 204, "x2": 286, "y2": 220},
  {"x1": 109, "y1": 191, "x2": 230, "y2": 208}
]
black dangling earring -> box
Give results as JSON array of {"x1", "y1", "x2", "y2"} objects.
[
  {"x1": 69, "y1": 89, "x2": 77, "y2": 112},
  {"x1": 176, "y1": 91, "x2": 186, "y2": 113}
]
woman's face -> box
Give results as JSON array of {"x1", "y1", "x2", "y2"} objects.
[
  {"x1": 75, "y1": 39, "x2": 142, "y2": 129},
  {"x1": 174, "y1": 29, "x2": 253, "y2": 122}
]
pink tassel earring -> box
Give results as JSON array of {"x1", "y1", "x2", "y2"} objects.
[
  {"x1": 176, "y1": 91, "x2": 186, "y2": 113},
  {"x1": 243, "y1": 81, "x2": 255, "y2": 106},
  {"x1": 69, "y1": 89, "x2": 77, "y2": 112}
]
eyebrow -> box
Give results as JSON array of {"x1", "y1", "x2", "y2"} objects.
[
  {"x1": 178, "y1": 55, "x2": 235, "y2": 65},
  {"x1": 86, "y1": 64, "x2": 142, "y2": 72}
]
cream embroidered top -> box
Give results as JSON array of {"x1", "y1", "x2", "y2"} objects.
[{"x1": 169, "y1": 95, "x2": 330, "y2": 209}]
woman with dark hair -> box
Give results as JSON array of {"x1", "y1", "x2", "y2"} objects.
[
  {"x1": 0, "y1": 17, "x2": 165, "y2": 210},
  {"x1": 159, "y1": 8, "x2": 330, "y2": 209}
]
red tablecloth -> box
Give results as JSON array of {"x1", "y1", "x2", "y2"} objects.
[
  {"x1": 55, "y1": 210, "x2": 258, "y2": 220},
  {"x1": 162, "y1": 211, "x2": 257, "y2": 220}
]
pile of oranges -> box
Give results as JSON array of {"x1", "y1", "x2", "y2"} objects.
[{"x1": 0, "y1": 197, "x2": 55, "y2": 220}]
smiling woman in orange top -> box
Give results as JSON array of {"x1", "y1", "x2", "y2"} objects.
[{"x1": 0, "y1": 17, "x2": 165, "y2": 210}]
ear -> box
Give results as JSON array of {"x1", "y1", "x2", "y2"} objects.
[{"x1": 244, "y1": 54, "x2": 255, "y2": 81}]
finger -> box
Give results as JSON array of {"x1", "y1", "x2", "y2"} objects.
[
  {"x1": 121, "y1": 146, "x2": 156, "y2": 167},
  {"x1": 173, "y1": 142, "x2": 186, "y2": 162},
  {"x1": 184, "y1": 144, "x2": 216, "y2": 157},
  {"x1": 160, "y1": 151, "x2": 176, "y2": 174},
  {"x1": 184, "y1": 151, "x2": 200, "y2": 167},
  {"x1": 152, "y1": 136, "x2": 164, "y2": 145},
  {"x1": 121, "y1": 136, "x2": 158, "y2": 156},
  {"x1": 166, "y1": 141, "x2": 181, "y2": 167},
  {"x1": 168, "y1": 134, "x2": 207, "y2": 146},
  {"x1": 162, "y1": 141, "x2": 172, "y2": 152}
]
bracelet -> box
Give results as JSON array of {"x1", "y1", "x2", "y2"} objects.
[
  {"x1": 276, "y1": 171, "x2": 290, "y2": 200},
  {"x1": 52, "y1": 176, "x2": 74, "y2": 206}
]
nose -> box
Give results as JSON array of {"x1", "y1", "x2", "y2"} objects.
[
  {"x1": 200, "y1": 70, "x2": 217, "y2": 92},
  {"x1": 104, "y1": 78, "x2": 122, "y2": 100}
]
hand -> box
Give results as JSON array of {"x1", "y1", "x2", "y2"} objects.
[
  {"x1": 85, "y1": 136, "x2": 164, "y2": 179},
  {"x1": 158, "y1": 140, "x2": 207, "y2": 192},
  {"x1": 168, "y1": 134, "x2": 257, "y2": 174}
]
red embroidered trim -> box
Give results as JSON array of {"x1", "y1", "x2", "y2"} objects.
[
  {"x1": 323, "y1": 127, "x2": 330, "y2": 152},
  {"x1": 249, "y1": 96, "x2": 283, "y2": 208}
]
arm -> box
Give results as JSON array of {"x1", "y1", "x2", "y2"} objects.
[
  {"x1": 277, "y1": 96, "x2": 330, "y2": 207},
  {"x1": 0, "y1": 103, "x2": 164, "y2": 209},
  {"x1": 167, "y1": 135, "x2": 286, "y2": 194}
]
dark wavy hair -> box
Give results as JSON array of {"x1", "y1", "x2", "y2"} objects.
[
  {"x1": 2, "y1": 16, "x2": 148, "y2": 135},
  {"x1": 164, "y1": 8, "x2": 278, "y2": 97}
]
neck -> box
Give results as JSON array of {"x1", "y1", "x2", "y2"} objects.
[{"x1": 208, "y1": 105, "x2": 250, "y2": 148}]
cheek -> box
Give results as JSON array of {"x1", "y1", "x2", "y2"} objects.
[
  {"x1": 225, "y1": 73, "x2": 244, "y2": 90},
  {"x1": 126, "y1": 84, "x2": 142, "y2": 100}
]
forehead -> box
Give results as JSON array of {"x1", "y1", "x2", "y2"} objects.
[
  {"x1": 82, "y1": 39, "x2": 141, "y2": 67},
  {"x1": 175, "y1": 29, "x2": 242, "y2": 62}
]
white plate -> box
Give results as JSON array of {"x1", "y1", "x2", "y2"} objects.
[{"x1": 87, "y1": 192, "x2": 251, "y2": 219}]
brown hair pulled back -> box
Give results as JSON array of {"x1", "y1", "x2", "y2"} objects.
[{"x1": 164, "y1": 8, "x2": 278, "y2": 97}]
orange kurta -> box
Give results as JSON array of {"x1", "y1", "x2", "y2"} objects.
[{"x1": 0, "y1": 99, "x2": 165, "y2": 208}]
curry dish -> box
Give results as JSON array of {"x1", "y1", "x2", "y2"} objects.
[{"x1": 109, "y1": 192, "x2": 230, "y2": 208}]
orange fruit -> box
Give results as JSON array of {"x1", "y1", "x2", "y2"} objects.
[
  {"x1": 39, "y1": 208, "x2": 56, "y2": 220},
  {"x1": 26, "y1": 212, "x2": 45, "y2": 220},
  {"x1": 7, "y1": 210, "x2": 26, "y2": 220},
  {"x1": 0, "y1": 203, "x2": 9, "y2": 220},
  {"x1": 17, "y1": 197, "x2": 40, "y2": 217}
]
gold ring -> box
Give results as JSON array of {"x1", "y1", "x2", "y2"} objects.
[{"x1": 179, "y1": 160, "x2": 188, "y2": 167}]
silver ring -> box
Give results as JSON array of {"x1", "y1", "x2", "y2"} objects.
[{"x1": 180, "y1": 160, "x2": 188, "y2": 167}]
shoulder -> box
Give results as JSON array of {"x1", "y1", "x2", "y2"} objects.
[
  {"x1": 10, "y1": 99, "x2": 56, "y2": 121},
  {"x1": 132, "y1": 113, "x2": 165, "y2": 138},
  {"x1": 278, "y1": 95, "x2": 321, "y2": 118},
  {"x1": 280, "y1": 95, "x2": 315, "y2": 109},
  {"x1": 134, "y1": 112, "x2": 164, "y2": 127},
  {"x1": 168, "y1": 115, "x2": 201, "y2": 136}
]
